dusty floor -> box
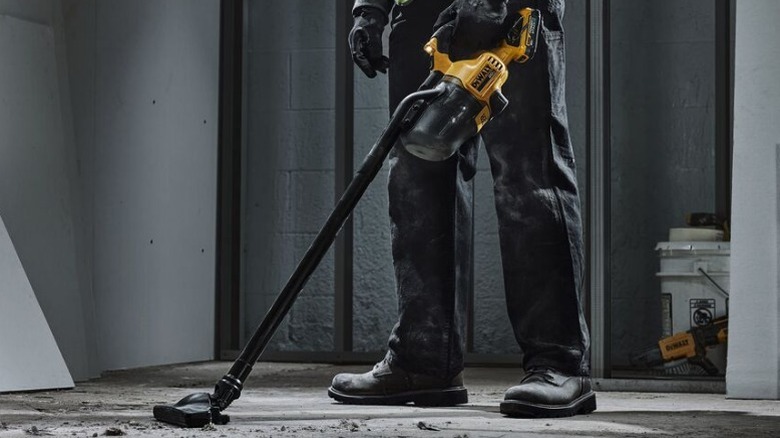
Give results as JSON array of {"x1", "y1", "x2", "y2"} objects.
[{"x1": 0, "y1": 362, "x2": 778, "y2": 437}]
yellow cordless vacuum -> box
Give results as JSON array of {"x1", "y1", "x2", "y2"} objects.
[
  {"x1": 402, "y1": 8, "x2": 541, "y2": 160},
  {"x1": 153, "y1": 8, "x2": 541, "y2": 428}
]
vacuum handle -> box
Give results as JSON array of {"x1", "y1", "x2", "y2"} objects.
[{"x1": 225, "y1": 88, "x2": 444, "y2": 388}]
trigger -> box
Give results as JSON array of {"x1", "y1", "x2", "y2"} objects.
[{"x1": 489, "y1": 90, "x2": 509, "y2": 119}]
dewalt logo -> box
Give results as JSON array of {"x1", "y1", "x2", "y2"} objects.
[
  {"x1": 665, "y1": 339, "x2": 689, "y2": 352},
  {"x1": 471, "y1": 64, "x2": 498, "y2": 92}
]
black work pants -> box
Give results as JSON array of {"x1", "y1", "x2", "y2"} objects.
[{"x1": 384, "y1": 0, "x2": 590, "y2": 379}]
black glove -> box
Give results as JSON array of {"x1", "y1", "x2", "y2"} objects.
[
  {"x1": 434, "y1": 0, "x2": 509, "y2": 61},
  {"x1": 349, "y1": 6, "x2": 390, "y2": 78}
]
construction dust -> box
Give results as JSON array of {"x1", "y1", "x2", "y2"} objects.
[{"x1": 0, "y1": 362, "x2": 777, "y2": 437}]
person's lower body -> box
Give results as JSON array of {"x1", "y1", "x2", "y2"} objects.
[
  {"x1": 329, "y1": 0, "x2": 470, "y2": 407},
  {"x1": 329, "y1": 0, "x2": 595, "y2": 417}
]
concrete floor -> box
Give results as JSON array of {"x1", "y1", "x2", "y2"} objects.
[{"x1": 1, "y1": 362, "x2": 778, "y2": 437}]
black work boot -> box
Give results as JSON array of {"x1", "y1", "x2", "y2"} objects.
[
  {"x1": 500, "y1": 368, "x2": 596, "y2": 418},
  {"x1": 328, "y1": 358, "x2": 468, "y2": 406}
]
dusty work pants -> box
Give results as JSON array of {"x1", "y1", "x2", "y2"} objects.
[{"x1": 384, "y1": 0, "x2": 590, "y2": 380}]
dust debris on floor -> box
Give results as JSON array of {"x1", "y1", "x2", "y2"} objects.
[
  {"x1": 416, "y1": 421, "x2": 441, "y2": 431},
  {"x1": 23, "y1": 426, "x2": 53, "y2": 436},
  {"x1": 1, "y1": 362, "x2": 778, "y2": 437},
  {"x1": 337, "y1": 419, "x2": 361, "y2": 432}
]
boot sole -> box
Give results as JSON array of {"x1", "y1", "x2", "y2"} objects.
[
  {"x1": 328, "y1": 386, "x2": 468, "y2": 407},
  {"x1": 500, "y1": 391, "x2": 596, "y2": 418}
]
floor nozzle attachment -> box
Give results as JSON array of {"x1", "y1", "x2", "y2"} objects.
[{"x1": 153, "y1": 392, "x2": 230, "y2": 428}]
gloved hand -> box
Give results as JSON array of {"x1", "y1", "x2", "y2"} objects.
[
  {"x1": 434, "y1": 0, "x2": 509, "y2": 61},
  {"x1": 349, "y1": 6, "x2": 390, "y2": 78}
]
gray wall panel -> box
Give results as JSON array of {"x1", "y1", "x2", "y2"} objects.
[
  {"x1": 1, "y1": 0, "x2": 231, "y2": 376},
  {"x1": 89, "y1": 0, "x2": 219, "y2": 370},
  {"x1": 0, "y1": 0, "x2": 51, "y2": 24},
  {"x1": 61, "y1": 0, "x2": 100, "y2": 380}
]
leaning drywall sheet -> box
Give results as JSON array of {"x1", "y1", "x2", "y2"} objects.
[
  {"x1": 0, "y1": 14, "x2": 92, "y2": 380},
  {"x1": 0, "y1": 214, "x2": 73, "y2": 392}
]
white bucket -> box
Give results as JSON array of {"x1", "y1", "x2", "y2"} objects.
[{"x1": 656, "y1": 241, "x2": 730, "y2": 375}]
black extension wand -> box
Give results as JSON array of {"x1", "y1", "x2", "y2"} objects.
[{"x1": 153, "y1": 86, "x2": 443, "y2": 428}]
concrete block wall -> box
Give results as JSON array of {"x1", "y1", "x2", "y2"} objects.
[
  {"x1": 350, "y1": 28, "x2": 395, "y2": 352},
  {"x1": 609, "y1": 0, "x2": 717, "y2": 366},
  {"x1": 243, "y1": 1, "x2": 337, "y2": 351}
]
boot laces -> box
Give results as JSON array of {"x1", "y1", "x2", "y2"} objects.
[
  {"x1": 373, "y1": 357, "x2": 391, "y2": 372},
  {"x1": 521, "y1": 367, "x2": 556, "y2": 384}
]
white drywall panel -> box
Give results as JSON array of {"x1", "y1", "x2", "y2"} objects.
[
  {"x1": 0, "y1": 14, "x2": 92, "y2": 381},
  {"x1": 91, "y1": 0, "x2": 219, "y2": 370},
  {"x1": 0, "y1": 214, "x2": 73, "y2": 393},
  {"x1": 727, "y1": 0, "x2": 780, "y2": 400},
  {"x1": 53, "y1": 0, "x2": 100, "y2": 381}
]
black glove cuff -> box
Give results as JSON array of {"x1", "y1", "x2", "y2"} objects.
[
  {"x1": 353, "y1": 6, "x2": 389, "y2": 27},
  {"x1": 352, "y1": 0, "x2": 393, "y2": 17}
]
